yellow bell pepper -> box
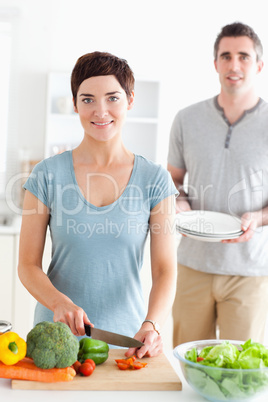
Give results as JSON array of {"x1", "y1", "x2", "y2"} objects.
[{"x1": 0, "y1": 332, "x2": 27, "y2": 365}]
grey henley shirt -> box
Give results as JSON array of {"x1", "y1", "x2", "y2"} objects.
[{"x1": 168, "y1": 97, "x2": 268, "y2": 276}]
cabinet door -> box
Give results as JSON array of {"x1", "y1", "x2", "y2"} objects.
[
  {"x1": 13, "y1": 233, "x2": 52, "y2": 339},
  {"x1": 0, "y1": 235, "x2": 14, "y2": 323}
]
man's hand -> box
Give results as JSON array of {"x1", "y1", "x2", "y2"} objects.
[{"x1": 222, "y1": 211, "x2": 260, "y2": 243}]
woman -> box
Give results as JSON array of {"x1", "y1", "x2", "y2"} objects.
[{"x1": 18, "y1": 52, "x2": 178, "y2": 358}]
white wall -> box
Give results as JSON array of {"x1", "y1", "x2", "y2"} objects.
[{"x1": 1, "y1": 0, "x2": 268, "y2": 167}]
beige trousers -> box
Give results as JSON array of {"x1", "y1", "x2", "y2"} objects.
[{"x1": 173, "y1": 263, "x2": 268, "y2": 347}]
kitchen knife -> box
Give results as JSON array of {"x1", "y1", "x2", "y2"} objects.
[{"x1": 84, "y1": 324, "x2": 144, "y2": 348}]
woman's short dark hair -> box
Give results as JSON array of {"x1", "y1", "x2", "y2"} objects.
[
  {"x1": 71, "y1": 51, "x2": 135, "y2": 106},
  {"x1": 214, "y1": 22, "x2": 263, "y2": 61}
]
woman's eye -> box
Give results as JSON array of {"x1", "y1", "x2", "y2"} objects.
[
  {"x1": 109, "y1": 96, "x2": 119, "y2": 102},
  {"x1": 83, "y1": 98, "x2": 93, "y2": 104}
]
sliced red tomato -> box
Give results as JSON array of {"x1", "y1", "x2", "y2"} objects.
[
  {"x1": 115, "y1": 355, "x2": 147, "y2": 370},
  {"x1": 117, "y1": 362, "x2": 130, "y2": 370},
  {"x1": 133, "y1": 361, "x2": 147, "y2": 369}
]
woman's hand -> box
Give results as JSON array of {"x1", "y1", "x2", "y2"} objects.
[
  {"x1": 53, "y1": 295, "x2": 92, "y2": 336},
  {"x1": 124, "y1": 328, "x2": 163, "y2": 359}
]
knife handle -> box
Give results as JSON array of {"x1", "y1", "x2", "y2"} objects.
[{"x1": 84, "y1": 324, "x2": 92, "y2": 336}]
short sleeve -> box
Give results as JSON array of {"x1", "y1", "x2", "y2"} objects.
[
  {"x1": 23, "y1": 160, "x2": 49, "y2": 207},
  {"x1": 149, "y1": 166, "x2": 178, "y2": 210},
  {"x1": 167, "y1": 110, "x2": 186, "y2": 169}
]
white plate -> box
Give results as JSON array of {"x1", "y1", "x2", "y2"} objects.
[
  {"x1": 179, "y1": 232, "x2": 242, "y2": 242},
  {"x1": 176, "y1": 210, "x2": 242, "y2": 235},
  {"x1": 177, "y1": 226, "x2": 244, "y2": 238}
]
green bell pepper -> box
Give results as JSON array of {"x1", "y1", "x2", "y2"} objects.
[{"x1": 78, "y1": 338, "x2": 109, "y2": 365}]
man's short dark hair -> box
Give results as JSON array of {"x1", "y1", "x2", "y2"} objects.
[{"x1": 214, "y1": 22, "x2": 263, "y2": 61}]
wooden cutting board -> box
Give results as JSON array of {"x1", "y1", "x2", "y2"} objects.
[{"x1": 11, "y1": 349, "x2": 182, "y2": 391}]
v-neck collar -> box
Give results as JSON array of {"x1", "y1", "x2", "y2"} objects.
[{"x1": 68, "y1": 150, "x2": 138, "y2": 211}]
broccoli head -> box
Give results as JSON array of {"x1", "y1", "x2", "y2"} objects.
[{"x1": 26, "y1": 321, "x2": 79, "y2": 369}]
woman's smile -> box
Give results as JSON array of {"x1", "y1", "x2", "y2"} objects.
[{"x1": 92, "y1": 120, "x2": 113, "y2": 127}]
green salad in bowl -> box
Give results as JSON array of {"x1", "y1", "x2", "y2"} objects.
[{"x1": 174, "y1": 339, "x2": 268, "y2": 401}]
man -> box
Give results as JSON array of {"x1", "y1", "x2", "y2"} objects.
[{"x1": 168, "y1": 22, "x2": 268, "y2": 346}]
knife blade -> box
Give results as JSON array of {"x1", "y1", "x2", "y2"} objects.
[{"x1": 84, "y1": 324, "x2": 144, "y2": 348}]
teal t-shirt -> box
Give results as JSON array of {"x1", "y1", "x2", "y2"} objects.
[{"x1": 23, "y1": 151, "x2": 177, "y2": 337}]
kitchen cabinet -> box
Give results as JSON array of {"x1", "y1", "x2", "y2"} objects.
[
  {"x1": 0, "y1": 234, "x2": 15, "y2": 323},
  {"x1": 12, "y1": 232, "x2": 52, "y2": 339},
  {"x1": 44, "y1": 72, "x2": 160, "y2": 160}
]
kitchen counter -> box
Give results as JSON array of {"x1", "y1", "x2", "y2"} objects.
[
  {"x1": 0, "y1": 352, "x2": 203, "y2": 401},
  {"x1": 1, "y1": 351, "x2": 268, "y2": 401}
]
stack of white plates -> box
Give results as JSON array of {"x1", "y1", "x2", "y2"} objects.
[{"x1": 176, "y1": 210, "x2": 243, "y2": 242}]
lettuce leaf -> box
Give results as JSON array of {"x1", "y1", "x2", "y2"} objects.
[
  {"x1": 203, "y1": 341, "x2": 239, "y2": 367},
  {"x1": 185, "y1": 347, "x2": 197, "y2": 362}
]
